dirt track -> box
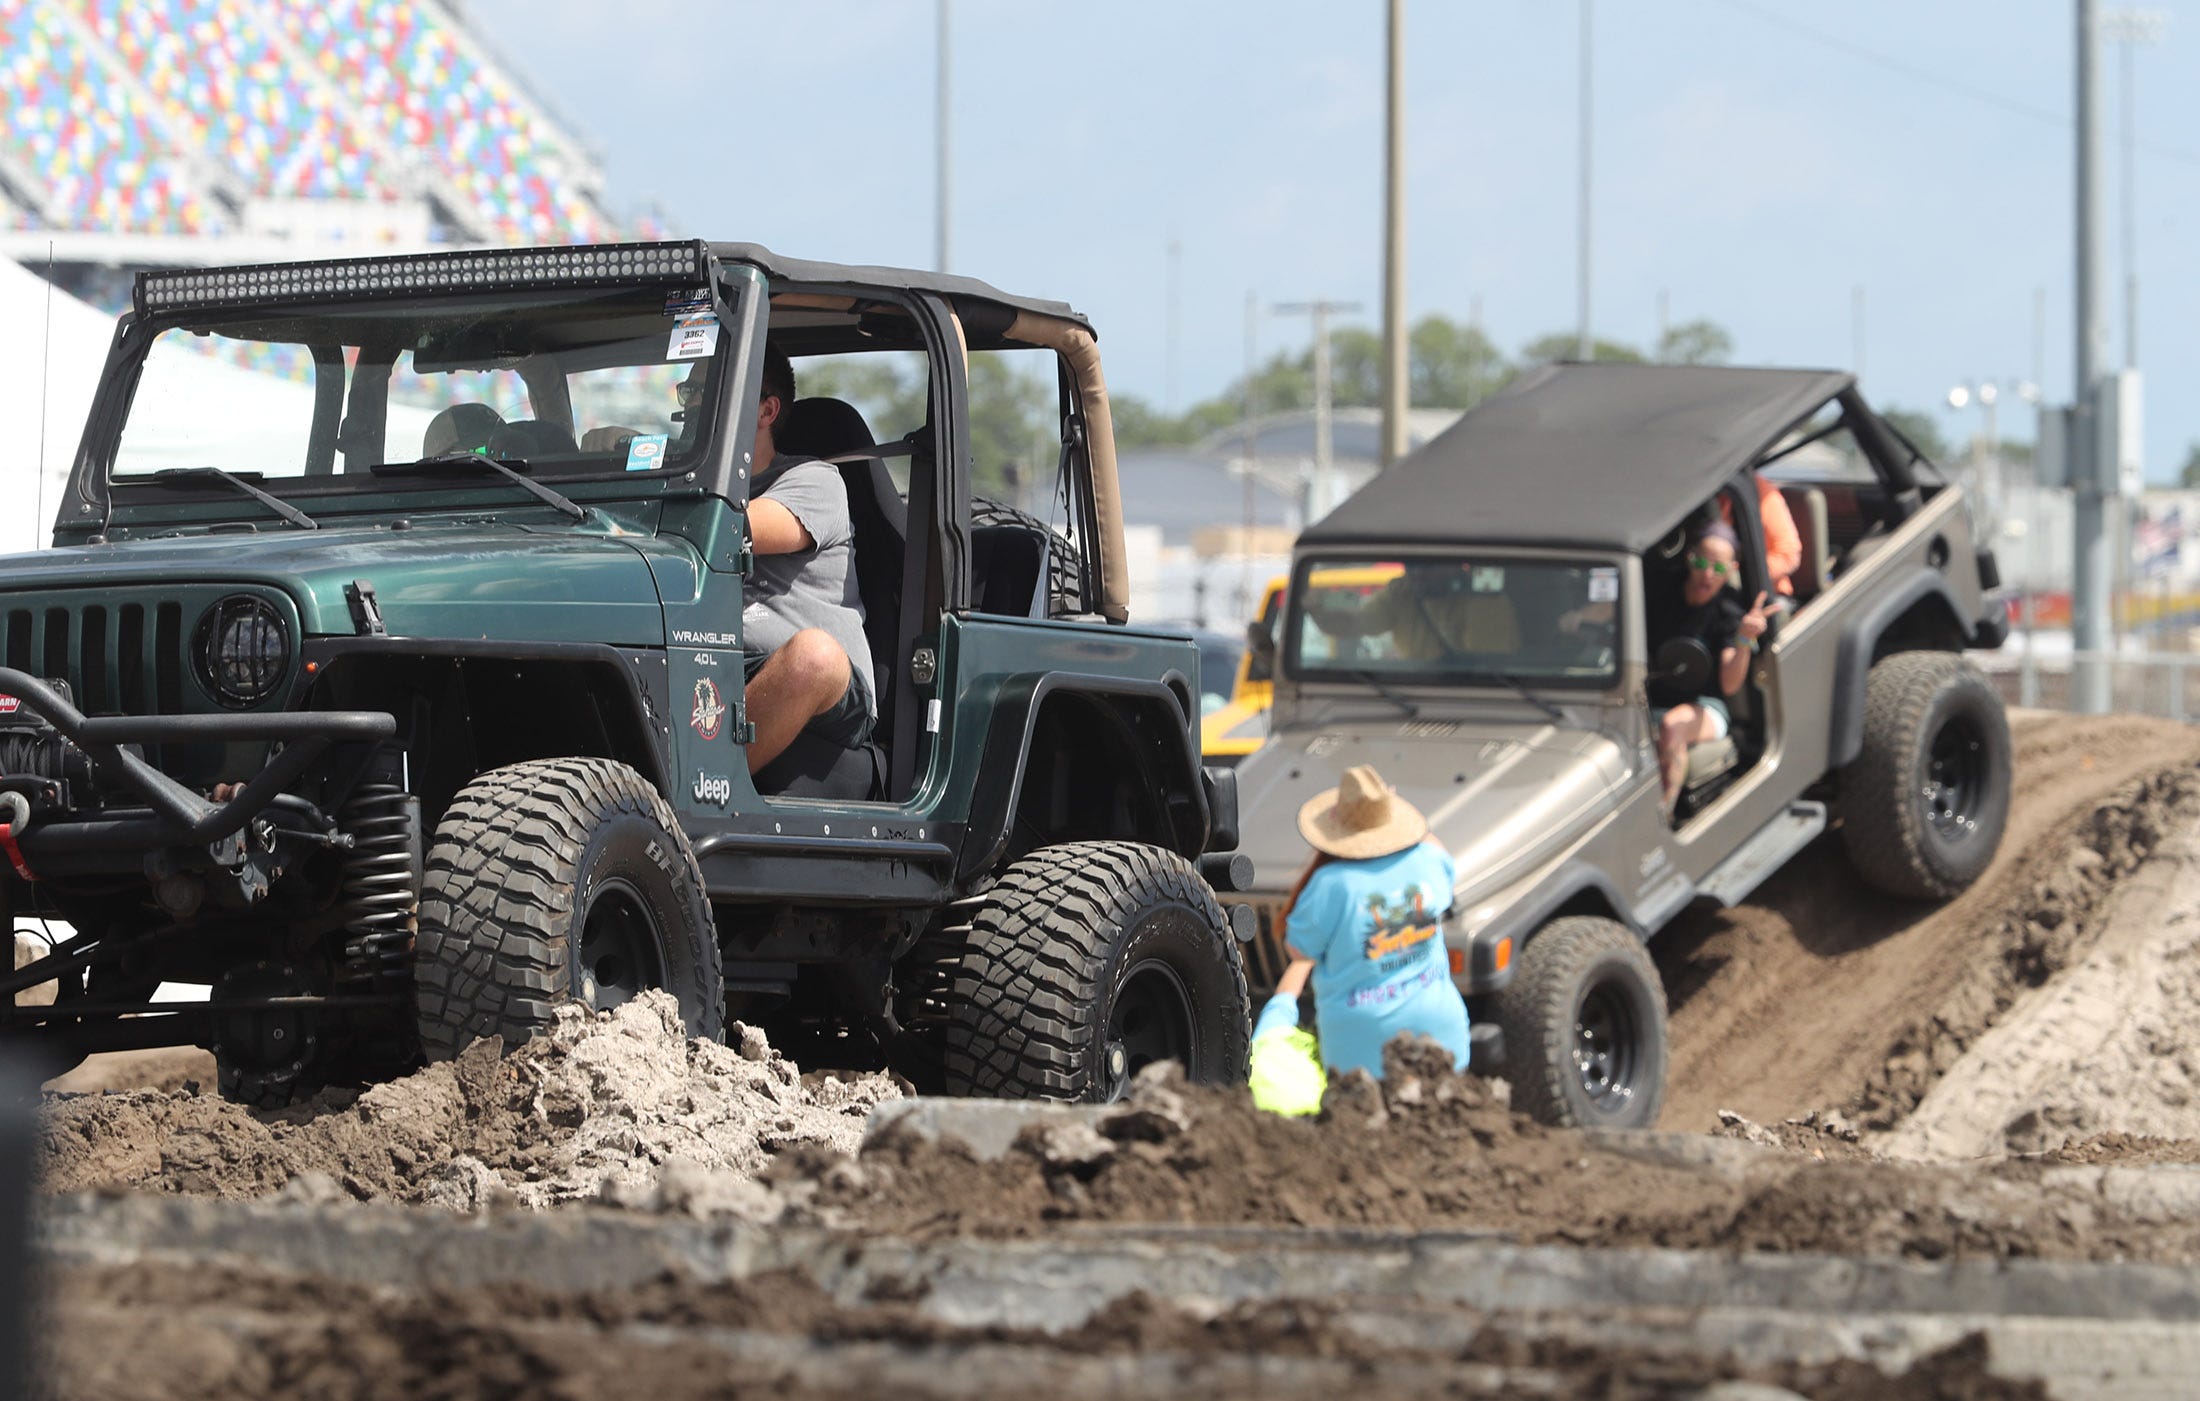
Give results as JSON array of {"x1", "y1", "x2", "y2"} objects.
[
  {"x1": 1657, "y1": 711, "x2": 2200, "y2": 1132},
  {"x1": 25, "y1": 710, "x2": 2200, "y2": 1398}
]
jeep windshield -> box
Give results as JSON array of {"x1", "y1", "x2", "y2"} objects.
[
  {"x1": 1288, "y1": 555, "x2": 1621, "y2": 689},
  {"x1": 108, "y1": 284, "x2": 727, "y2": 491}
]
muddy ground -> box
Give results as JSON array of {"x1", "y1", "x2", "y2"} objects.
[{"x1": 23, "y1": 710, "x2": 2200, "y2": 1398}]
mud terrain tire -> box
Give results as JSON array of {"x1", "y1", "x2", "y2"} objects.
[
  {"x1": 1837, "y1": 650, "x2": 2012, "y2": 900},
  {"x1": 1496, "y1": 916, "x2": 1667, "y2": 1129},
  {"x1": 942, "y1": 841, "x2": 1249, "y2": 1100},
  {"x1": 415, "y1": 758, "x2": 722, "y2": 1058}
]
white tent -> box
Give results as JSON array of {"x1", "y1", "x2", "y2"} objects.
[
  {"x1": 0, "y1": 257, "x2": 115, "y2": 554},
  {"x1": 0, "y1": 257, "x2": 440, "y2": 554}
]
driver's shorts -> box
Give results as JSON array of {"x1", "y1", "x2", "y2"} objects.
[
  {"x1": 1653, "y1": 694, "x2": 1729, "y2": 740},
  {"x1": 744, "y1": 647, "x2": 875, "y2": 749}
]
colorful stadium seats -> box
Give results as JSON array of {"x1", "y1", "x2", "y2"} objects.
[{"x1": 0, "y1": 0, "x2": 619, "y2": 242}]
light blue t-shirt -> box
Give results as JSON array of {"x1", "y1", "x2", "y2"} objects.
[{"x1": 1284, "y1": 843, "x2": 1471, "y2": 1077}]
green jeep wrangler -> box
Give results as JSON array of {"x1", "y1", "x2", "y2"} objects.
[{"x1": 0, "y1": 241, "x2": 1252, "y2": 1104}]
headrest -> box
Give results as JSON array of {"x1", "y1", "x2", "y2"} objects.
[
  {"x1": 423, "y1": 402, "x2": 504, "y2": 456},
  {"x1": 777, "y1": 397, "x2": 876, "y2": 459},
  {"x1": 489, "y1": 419, "x2": 580, "y2": 458}
]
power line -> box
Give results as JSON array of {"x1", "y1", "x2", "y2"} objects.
[{"x1": 1710, "y1": 0, "x2": 2200, "y2": 166}]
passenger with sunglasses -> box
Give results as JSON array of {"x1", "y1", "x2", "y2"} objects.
[{"x1": 1645, "y1": 522, "x2": 1770, "y2": 815}]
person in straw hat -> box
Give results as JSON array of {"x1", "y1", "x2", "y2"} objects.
[{"x1": 1253, "y1": 764, "x2": 1471, "y2": 1080}]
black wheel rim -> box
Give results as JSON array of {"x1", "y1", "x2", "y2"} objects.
[
  {"x1": 577, "y1": 878, "x2": 664, "y2": 1011},
  {"x1": 1924, "y1": 714, "x2": 1987, "y2": 843},
  {"x1": 1103, "y1": 956, "x2": 1197, "y2": 1101},
  {"x1": 1573, "y1": 978, "x2": 1642, "y2": 1115}
]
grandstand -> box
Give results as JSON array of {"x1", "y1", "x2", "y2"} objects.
[{"x1": 0, "y1": 0, "x2": 636, "y2": 306}]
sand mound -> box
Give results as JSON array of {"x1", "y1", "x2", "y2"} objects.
[{"x1": 37, "y1": 992, "x2": 901, "y2": 1210}]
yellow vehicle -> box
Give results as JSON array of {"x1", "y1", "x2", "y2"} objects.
[{"x1": 1201, "y1": 566, "x2": 1403, "y2": 764}]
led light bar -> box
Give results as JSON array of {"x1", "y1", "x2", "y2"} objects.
[{"x1": 135, "y1": 240, "x2": 710, "y2": 315}]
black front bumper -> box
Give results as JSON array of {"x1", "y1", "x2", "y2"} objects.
[{"x1": 0, "y1": 667, "x2": 394, "y2": 870}]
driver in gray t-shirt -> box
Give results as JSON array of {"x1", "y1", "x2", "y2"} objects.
[{"x1": 734, "y1": 344, "x2": 873, "y2": 772}]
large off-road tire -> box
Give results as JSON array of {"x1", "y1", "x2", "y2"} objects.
[
  {"x1": 415, "y1": 758, "x2": 722, "y2": 1059},
  {"x1": 1495, "y1": 916, "x2": 1667, "y2": 1129},
  {"x1": 1836, "y1": 650, "x2": 2012, "y2": 900},
  {"x1": 942, "y1": 841, "x2": 1250, "y2": 1101}
]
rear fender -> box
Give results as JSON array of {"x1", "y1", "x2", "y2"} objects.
[
  {"x1": 1829, "y1": 567, "x2": 1966, "y2": 769},
  {"x1": 958, "y1": 674, "x2": 1208, "y2": 881}
]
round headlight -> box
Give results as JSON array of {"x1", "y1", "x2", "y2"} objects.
[{"x1": 193, "y1": 595, "x2": 290, "y2": 707}]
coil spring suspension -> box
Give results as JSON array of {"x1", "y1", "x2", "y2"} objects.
[{"x1": 334, "y1": 782, "x2": 420, "y2": 989}]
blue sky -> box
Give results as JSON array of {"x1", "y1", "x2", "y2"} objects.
[{"x1": 472, "y1": 0, "x2": 2196, "y2": 478}]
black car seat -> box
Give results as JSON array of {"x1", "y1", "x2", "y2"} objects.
[
  {"x1": 489, "y1": 419, "x2": 581, "y2": 459},
  {"x1": 775, "y1": 396, "x2": 907, "y2": 721},
  {"x1": 753, "y1": 396, "x2": 908, "y2": 802},
  {"x1": 422, "y1": 402, "x2": 504, "y2": 456}
]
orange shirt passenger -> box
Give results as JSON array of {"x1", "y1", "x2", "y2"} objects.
[{"x1": 1721, "y1": 473, "x2": 1802, "y2": 596}]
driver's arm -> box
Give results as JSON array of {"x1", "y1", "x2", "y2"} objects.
[{"x1": 748, "y1": 496, "x2": 814, "y2": 555}]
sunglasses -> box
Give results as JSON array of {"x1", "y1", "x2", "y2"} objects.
[
  {"x1": 675, "y1": 380, "x2": 703, "y2": 404},
  {"x1": 1686, "y1": 554, "x2": 1733, "y2": 578}
]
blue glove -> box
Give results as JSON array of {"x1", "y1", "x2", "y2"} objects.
[{"x1": 1252, "y1": 991, "x2": 1302, "y2": 1042}]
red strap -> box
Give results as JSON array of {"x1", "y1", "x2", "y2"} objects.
[{"x1": 0, "y1": 823, "x2": 36, "y2": 882}]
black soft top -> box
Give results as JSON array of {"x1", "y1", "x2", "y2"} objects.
[
  {"x1": 1299, "y1": 362, "x2": 1853, "y2": 553},
  {"x1": 711, "y1": 242, "x2": 1091, "y2": 336}
]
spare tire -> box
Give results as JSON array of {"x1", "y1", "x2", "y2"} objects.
[
  {"x1": 1836, "y1": 651, "x2": 2012, "y2": 900},
  {"x1": 942, "y1": 841, "x2": 1250, "y2": 1100}
]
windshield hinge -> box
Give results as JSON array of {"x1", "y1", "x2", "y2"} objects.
[
  {"x1": 345, "y1": 580, "x2": 387, "y2": 637},
  {"x1": 735, "y1": 545, "x2": 754, "y2": 579}
]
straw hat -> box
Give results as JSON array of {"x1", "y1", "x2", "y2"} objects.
[{"x1": 1296, "y1": 764, "x2": 1428, "y2": 860}]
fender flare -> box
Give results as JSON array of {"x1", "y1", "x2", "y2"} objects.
[
  {"x1": 1483, "y1": 860, "x2": 1654, "y2": 955},
  {"x1": 1829, "y1": 566, "x2": 1968, "y2": 769},
  {"x1": 957, "y1": 671, "x2": 1207, "y2": 881}
]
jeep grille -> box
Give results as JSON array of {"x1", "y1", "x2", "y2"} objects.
[{"x1": 2, "y1": 601, "x2": 187, "y2": 716}]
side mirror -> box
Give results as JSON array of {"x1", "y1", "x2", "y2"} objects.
[
  {"x1": 1653, "y1": 636, "x2": 1714, "y2": 697},
  {"x1": 1246, "y1": 616, "x2": 1276, "y2": 662}
]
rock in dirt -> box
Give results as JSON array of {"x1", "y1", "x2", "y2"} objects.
[{"x1": 36, "y1": 992, "x2": 900, "y2": 1210}]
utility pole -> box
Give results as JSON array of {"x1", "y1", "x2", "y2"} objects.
[
  {"x1": 1575, "y1": 0, "x2": 1594, "y2": 360},
  {"x1": 2104, "y1": 8, "x2": 2168, "y2": 371},
  {"x1": 935, "y1": 0, "x2": 951, "y2": 273},
  {"x1": 1851, "y1": 285, "x2": 1865, "y2": 385},
  {"x1": 1165, "y1": 232, "x2": 1182, "y2": 413},
  {"x1": 2073, "y1": 0, "x2": 2112, "y2": 714},
  {"x1": 1275, "y1": 300, "x2": 1362, "y2": 526},
  {"x1": 1241, "y1": 290, "x2": 1259, "y2": 616},
  {"x1": 1380, "y1": 0, "x2": 1408, "y2": 467}
]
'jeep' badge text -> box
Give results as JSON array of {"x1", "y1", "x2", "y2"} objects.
[
  {"x1": 692, "y1": 772, "x2": 732, "y2": 807},
  {"x1": 690, "y1": 678, "x2": 725, "y2": 740}
]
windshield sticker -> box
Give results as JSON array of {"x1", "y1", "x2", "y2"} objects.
[
  {"x1": 666, "y1": 312, "x2": 719, "y2": 361},
  {"x1": 1470, "y1": 566, "x2": 1505, "y2": 593},
  {"x1": 664, "y1": 288, "x2": 711, "y2": 317},
  {"x1": 1588, "y1": 567, "x2": 1619, "y2": 603},
  {"x1": 623, "y1": 433, "x2": 669, "y2": 472}
]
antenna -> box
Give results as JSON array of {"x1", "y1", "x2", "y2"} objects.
[{"x1": 36, "y1": 243, "x2": 53, "y2": 550}]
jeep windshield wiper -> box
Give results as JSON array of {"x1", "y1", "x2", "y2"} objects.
[
  {"x1": 1348, "y1": 670, "x2": 1421, "y2": 719},
  {"x1": 369, "y1": 451, "x2": 588, "y2": 523},
  {"x1": 1458, "y1": 669, "x2": 1567, "y2": 725},
  {"x1": 148, "y1": 467, "x2": 318, "y2": 530}
]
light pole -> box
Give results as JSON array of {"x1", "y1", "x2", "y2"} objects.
[
  {"x1": 1275, "y1": 299, "x2": 1362, "y2": 526},
  {"x1": 1952, "y1": 378, "x2": 2043, "y2": 704},
  {"x1": 935, "y1": 0, "x2": 952, "y2": 273},
  {"x1": 1575, "y1": 0, "x2": 1594, "y2": 361},
  {"x1": 2103, "y1": 8, "x2": 2168, "y2": 371}
]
